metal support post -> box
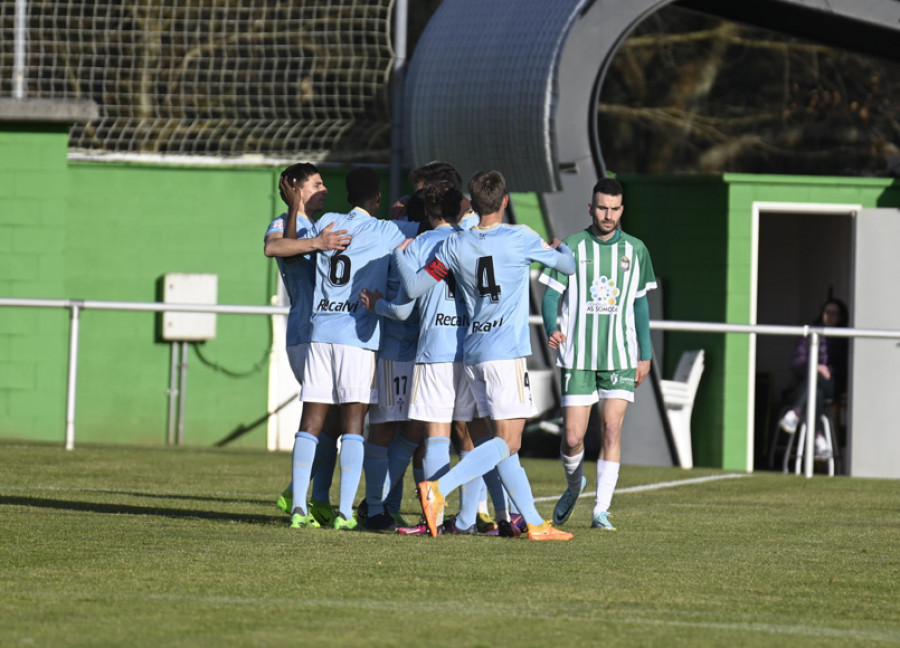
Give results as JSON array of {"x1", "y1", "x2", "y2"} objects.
[
  {"x1": 65, "y1": 302, "x2": 82, "y2": 450},
  {"x1": 167, "y1": 342, "x2": 179, "y2": 445},
  {"x1": 389, "y1": 0, "x2": 408, "y2": 203},
  {"x1": 803, "y1": 331, "x2": 820, "y2": 478},
  {"x1": 13, "y1": 0, "x2": 27, "y2": 98},
  {"x1": 176, "y1": 341, "x2": 189, "y2": 445}
]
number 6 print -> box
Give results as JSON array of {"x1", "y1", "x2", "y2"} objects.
[{"x1": 329, "y1": 253, "x2": 351, "y2": 286}]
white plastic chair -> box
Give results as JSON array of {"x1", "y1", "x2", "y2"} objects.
[
  {"x1": 782, "y1": 413, "x2": 838, "y2": 477},
  {"x1": 660, "y1": 350, "x2": 705, "y2": 469}
]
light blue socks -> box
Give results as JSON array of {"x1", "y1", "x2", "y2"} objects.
[
  {"x1": 291, "y1": 431, "x2": 318, "y2": 515},
  {"x1": 338, "y1": 434, "x2": 365, "y2": 520}
]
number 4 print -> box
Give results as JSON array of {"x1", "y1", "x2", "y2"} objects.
[{"x1": 476, "y1": 256, "x2": 501, "y2": 302}]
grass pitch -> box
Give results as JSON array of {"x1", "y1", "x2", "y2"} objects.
[{"x1": 1, "y1": 441, "x2": 897, "y2": 647}]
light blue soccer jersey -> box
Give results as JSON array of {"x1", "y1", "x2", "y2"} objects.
[
  {"x1": 309, "y1": 208, "x2": 410, "y2": 350},
  {"x1": 377, "y1": 219, "x2": 420, "y2": 361},
  {"x1": 395, "y1": 223, "x2": 575, "y2": 364},
  {"x1": 459, "y1": 211, "x2": 479, "y2": 230},
  {"x1": 265, "y1": 213, "x2": 316, "y2": 346},
  {"x1": 403, "y1": 224, "x2": 468, "y2": 363}
]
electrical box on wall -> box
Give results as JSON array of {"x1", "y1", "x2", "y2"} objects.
[{"x1": 162, "y1": 273, "x2": 218, "y2": 341}]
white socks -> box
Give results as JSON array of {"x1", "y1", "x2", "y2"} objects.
[{"x1": 594, "y1": 459, "x2": 620, "y2": 514}]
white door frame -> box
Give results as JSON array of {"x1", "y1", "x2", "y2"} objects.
[{"x1": 749, "y1": 201, "x2": 860, "y2": 472}]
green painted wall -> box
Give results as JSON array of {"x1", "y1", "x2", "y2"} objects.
[
  {"x1": 1, "y1": 124, "x2": 72, "y2": 441},
  {"x1": 617, "y1": 173, "x2": 899, "y2": 470},
  {"x1": 617, "y1": 175, "x2": 732, "y2": 468},
  {"x1": 0, "y1": 126, "x2": 376, "y2": 447}
]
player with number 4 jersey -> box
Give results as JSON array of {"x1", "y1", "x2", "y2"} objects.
[{"x1": 394, "y1": 170, "x2": 577, "y2": 541}]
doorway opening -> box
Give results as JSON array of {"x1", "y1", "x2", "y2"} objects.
[{"x1": 752, "y1": 202, "x2": 856, "y2": 472}]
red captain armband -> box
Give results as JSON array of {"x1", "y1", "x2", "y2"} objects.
[{"x1": 425, "y1": 257, "x2": 449, "y2": 281}]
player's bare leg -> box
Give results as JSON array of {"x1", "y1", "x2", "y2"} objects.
[{"x1": 553, "y1": 404, "x2": 591, "y2": 524}]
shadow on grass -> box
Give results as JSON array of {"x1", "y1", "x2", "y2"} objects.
[
  {"x1": 0, "y1": 495, "x2": 282, "y2": 526},
  {"x1": 93, "y1": 489, "x2": 274, "y2": 507}
]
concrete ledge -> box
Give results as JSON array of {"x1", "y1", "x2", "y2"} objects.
[{"x1": 0, "y1": 98, "x2": 99, "y2": 123}]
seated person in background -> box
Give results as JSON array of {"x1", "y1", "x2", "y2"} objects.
[{"x1": 778, "y1": 298, "x2": 849, "y2": 458}]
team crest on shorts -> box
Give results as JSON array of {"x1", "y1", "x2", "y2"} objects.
[{"x1": 620, "y1": 256, "x2": 631, "y2": 271}]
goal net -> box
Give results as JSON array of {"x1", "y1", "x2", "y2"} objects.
[{"x1": 0, "y1": 0, "x2": 395, "y2": 162}]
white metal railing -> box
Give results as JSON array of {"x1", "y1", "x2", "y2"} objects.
[
  {"x1": 0, "y1": 297, "x2": 288, "y2": 452},
  {"x1": 2, "y1": 296, "x2": 900, "y2": 478}
]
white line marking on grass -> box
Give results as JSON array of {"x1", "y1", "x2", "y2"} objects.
[{"x1": 534, "y1": 472, "x2": 750, "y2": 503}]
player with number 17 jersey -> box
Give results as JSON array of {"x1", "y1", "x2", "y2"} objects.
[
  {"x1": 310, "y1": 208, "x2": 412, "y2": 350},
  {"x1": 399, "y1": 223, "x2": 573, "y2": 364}
]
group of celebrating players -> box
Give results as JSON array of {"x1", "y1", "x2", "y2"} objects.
[{"x1": 263, "y1": 160, "x2": 656, "y2": 541}]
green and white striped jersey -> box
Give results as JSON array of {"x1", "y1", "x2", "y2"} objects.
[{"x1": 540, "y1": 228, "x2": 656, "y2": 371}]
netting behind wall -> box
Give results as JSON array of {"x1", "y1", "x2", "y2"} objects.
[{"x1": 0, "y1": 0, "x2": 395, "y2": 161}]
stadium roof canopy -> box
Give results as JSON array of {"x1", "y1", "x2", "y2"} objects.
[{"x1": 404, "y1": 0, "x2": 900, "y2": 235}]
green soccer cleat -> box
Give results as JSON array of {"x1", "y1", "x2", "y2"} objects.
[
  {"x1": 591, "y1": 511, "x2": 616, "y2": 531},
  {"x1": 290, "y1": 511, "x2": 321, "y2": 529},
  {"x1": 276, "y1": 485, "x2": 292, "y2": 515},
  {"x1": 333, "y1": 513, "x2": 358, "y2": 531},
  {"x1": 553, "y1": 476, "x2": 587, "y2": 525},
  {"x1": 389, "y1": 511, "x2": 411, "y2": 527},
  {"x1": 308, "y1": 499, "x2": 337, "y2": 527},
  {"x1": 476, "y1": 512, "x2": 497, "y2": 534}
]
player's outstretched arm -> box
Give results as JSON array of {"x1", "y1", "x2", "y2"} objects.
[
  {"x1": 391, "y1": 246, "x2": 440, "y2": 299},
  {"x1": 552, "y1": 242, "x2": 576, "y2": 275},
  {"x1": 375, "y1": 296, "x2": 415, "y2": 322},
  {"x1": 264, "y1": 222, "x2": 350, "y2": 258}
]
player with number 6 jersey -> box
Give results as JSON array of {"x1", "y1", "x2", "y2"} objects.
[
  {"x1": 289, "y1": 167, "x2": 412, "y2": 533},
  {"x1": 308, "y1": 208, "x2": 413, "y2": 352}
]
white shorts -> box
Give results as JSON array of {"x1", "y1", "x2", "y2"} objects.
[
  {"x1": 408, "y1": 362, "x2": 477, "y2": 424},
  {"x1": 286, "y1": 343, "x2": 309, "y2": 384},
  {"x1": 369, "y1": 358, "x2": 415, "y2": 424},
  {"x1": 300, "y1": 342, "x2": 377, "y2": 405},
  {"x1": 465, "y1": 357, "x2": 535, "y2": 421}
]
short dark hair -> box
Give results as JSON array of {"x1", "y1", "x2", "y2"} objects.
[
  {"x1": 410, "y1": 161, "x2": 463, "y2": 192},
  {"x1": 592, "y1": 177, "x2": 624, "y2": 199},
  {"x1": 468, "y1": 170, "x2": 506, "y2": 215},
  {"x1": 281, "y1": 162, "x2": 320, "y2": 186},
  {"x1": 423, "y1": 181, "x2": 463, "y2": 224},
  {"x1": 405, "y1": 189, "x2": 427, "y2": 224},
  {"x1": 346, "y1": 166, "x2": 382, "y2": 206}
]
